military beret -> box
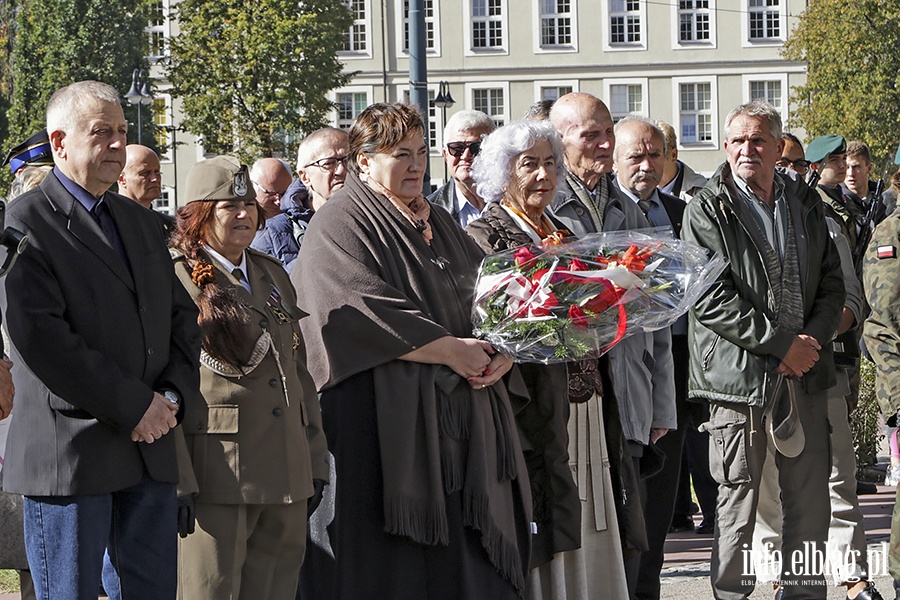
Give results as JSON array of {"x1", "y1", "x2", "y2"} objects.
[
  {"x1": 805, "y1": 135, "x2": 846, "y2": 164},
  {"x1": 3, "y1": 129, "x2": 53, "y2": 174},
  {"x1": 184, "y1": 155, "x2": 256, "y2": 203}
]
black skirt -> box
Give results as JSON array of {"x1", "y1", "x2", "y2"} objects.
[{"x1": 298, "y1": 369, "x2": 525, "y2": 600}]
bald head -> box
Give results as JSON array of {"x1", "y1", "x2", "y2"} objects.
[
  {"x1": 297, "y1": 127, "x2": 350, "y2": 211},
  {"x1": 549, "y1": 92, "x2": 615, "y2": 190},
  {"x1": 250, "y1": 157, "x2": 293, "y2": 218},
  {"x1": 117, "y1": 144, "x2": 161, "y2": 208}
]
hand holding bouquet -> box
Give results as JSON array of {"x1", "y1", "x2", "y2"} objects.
[{"x1": 471, "y1": 228, "x2": 727, "y2": 363}]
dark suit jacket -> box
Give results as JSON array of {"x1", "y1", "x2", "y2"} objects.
[{"x1": 1, "y1": 171, "x2": 200, "y2": 496}]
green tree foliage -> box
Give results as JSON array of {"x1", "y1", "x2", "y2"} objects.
[
  {"x1": 5, "y1": 0, "x2": 155, "y2": 151},
  {"x1": 167, "y1": 0, "x2": 353, "y2": 162},
  {"x1": 784, "y1": 0, "x2": 900, "y2": 165}
]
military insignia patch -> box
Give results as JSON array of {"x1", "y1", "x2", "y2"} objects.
[
  {"x1": 234, "y1": 171, "x2": 248, "y2": 196},
  {"x1": 877, "y1": 245, "x2": 897, "y2": 259}
]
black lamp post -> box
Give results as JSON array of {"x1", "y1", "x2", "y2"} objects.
[
  {"x1": 432, "y1": 81, "x2": 455, "y2": 181},
  {"x1": 124, "y1": 69, "x2": 154, "y2": 145}
]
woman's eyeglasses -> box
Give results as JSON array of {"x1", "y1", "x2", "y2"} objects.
[
  {"x1": 305, "y1": 155, "x2": 348, "y2": 171},
  {"x1": 445, "y1": 141, "x2": 481, "y2": 158}
]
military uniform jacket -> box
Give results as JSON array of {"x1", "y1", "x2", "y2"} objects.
[
  {"x1": 174, "y1": 248, "x2": 328, "y2": 504},
  {"x1": 1, "y1": 171, "x2": 201, "y2": 496},
  {"x1": 863, "y1": 206, "x2": 900, "y2": 421}
]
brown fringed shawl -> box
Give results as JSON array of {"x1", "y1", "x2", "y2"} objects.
[{"x1": 295, "y1": 172, "x2": 531, "y2": 594}]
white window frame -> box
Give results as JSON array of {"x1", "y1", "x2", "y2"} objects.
[
  {"x1": 742, "y1": 74, "x2": 788, "y2": 125},
  {"x1": 602, "y1": 0, "x2": 646, "y2": 51},
  {"x1": 533, "y1": 80, "x2": 579, "y2": 103},
  {"x1": 329, "y1": 86, "x2": 374, "y2": 129},
  {"x1": 154, "y1": 185, "x2": 175, "y2": 215},
  {"x1": 399, "y1": 84, "x2": 443, "y2": 156},
  {"x1": 152, "y1": 94, "x2": 174, "y2": 163},
  {"x1": 145, "y1": 0, "x2": 170, "y2": 62},
  {"x1": 742, "y1": 0, "x2": 786, "y2": 47},
  {"x1": 603, "y1": 78, "x2": 649, "y2": 122},
  {"x1": 465, "y1": 82, "x2": 510, "y2": 128},
  {"x1": 338, "y1": 0, "x2": 372, "y2": 59},
  {"x1": 463, "y1": 0, "x2": 509, "y2": 56},
  {"x1": 396, "y1": 0, "x2": 441, "y2": 57},
  {"x1": 671, "y1": 76, "x2": 719, "y2": 150},
  {"x1": 532, "y1": 0, "x2": 578, "y2": 54},
  {"x1": 670, "y1": 0, "x2": 716, "y2": 49}
]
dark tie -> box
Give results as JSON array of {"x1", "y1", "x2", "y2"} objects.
[
  {"x1": 638, "y1": 199, "x2": 652, "y2": 217},
  {"x1": 232, "y1": 268, "x2": 251, "y2": 293},
  {"x1": 91, "y1": 199, "x2": 130, "y2": 268}
]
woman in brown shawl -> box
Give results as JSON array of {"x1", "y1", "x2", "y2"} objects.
[
  {"x1": 466, "y1": 119, "x2": 636, "y2": 599},
  {"x1": 291, "y1": 103, "x2": 531, "y2": 599}
]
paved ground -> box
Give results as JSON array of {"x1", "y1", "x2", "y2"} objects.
[
  {"x1": 1, "y1": 484, "x2": 896, "y2": 599},
  {"x1": 659, "y1": 482, "x2": 897, "y2": 598}
]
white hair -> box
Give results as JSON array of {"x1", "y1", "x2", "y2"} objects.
[
  {"x1": 296, "y1": 127, "x2": 348, "y2": 170},
  {"x1": 444, "y1": 110, "x2": 495, "y2": 141},
  {"x1": 472, "y1": 119, "x2": 564, "y2": 204},
  {"x1": 612, "y1": 116, "x2": 668, "y2": 160},
  {"x1": 724, "y1": 100, "x2": 783, "y2": 140},
  {"x1": 46, "y1": 80, "x2": 121, "y2": 135}
]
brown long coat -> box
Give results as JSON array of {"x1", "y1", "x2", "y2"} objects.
[{"x1": 174, "y1": 248, "x2": 328, "y2": 504}]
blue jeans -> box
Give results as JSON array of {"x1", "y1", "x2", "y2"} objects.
[{"x1": 24, "y1": 472, "x2": 177, "y2": 600}]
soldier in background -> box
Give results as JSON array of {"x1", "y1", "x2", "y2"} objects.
[{"x1": 863, "y1": 205, "x2": 900, "y2": 600}]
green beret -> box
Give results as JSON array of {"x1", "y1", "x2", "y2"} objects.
[
  {"x1": 184, "y1": 155, "x2": 256, "y2": 203},
  {"x1": 805, "y1": 135, "x2": 846, "y2": 164}
]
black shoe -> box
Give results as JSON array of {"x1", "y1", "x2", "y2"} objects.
[
  {"x1": 857, "y1": 480, "x2": 878, "y2": 495},
  {"x1": 668, "y1": 516, "x2": 694, "y2": 533},
  {"x1": 850, "y1": 580, "x2": 885, "y2": 600},
  {"x1": 695, "y1": 520, "x2": 714, "y2": 535}
]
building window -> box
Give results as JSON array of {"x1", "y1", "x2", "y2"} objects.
[
  {"x1": 403, "y1": 0, "x2": 436, "y2": 53},
  {"x1": 679, "y1": 0, "x2": 710, "y2": 42},
  {"x1": 335, "y1": 91, "x2": 369, "y2": 129},
  {"x1": 155, "y1": 187, "x2": 173, "y2": 215},
  {"x1": 610, "y1": 0, "x2": 641, "y2": 44},
  {"x1": 609, "y1": 85, "x2": 643, "y2": 122},
  {"x1": 469, "y1": 86, "x2": 507, "y2": 128},
  {"x1": 679, "y1": 82, "x2": 713, "y2": 144},
  {"x1": 145, "y1": 0, "x2": 169, "y2": 61},
  {"x1": 749, "y1": 0, "x2": 780, "y2": 40},
  {"x1": 749, "y1": 80, "x2": 781, "y2": 108},
  {"x1": 540, "y1": 85, "x2": 572, "y2": 101},
  {"x1": 540, "y1": 0, "x2": 573, "y2": 47},
  {"x1": 341, "y1": 0, "x2": 368, "y2": 53},
  {"x1": 472, "y1": 0, "x2": 503, "y2": 49},
  {"x1": 152, "y1": 96, "x2": 173, "y2": 162},
  {"x1": 403, "y1": 88, "x2": 440, "y2": 151}
]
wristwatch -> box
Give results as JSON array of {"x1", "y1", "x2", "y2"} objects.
[{"x1": 163, "y1": 390, "x2": 181, "y2": 407}]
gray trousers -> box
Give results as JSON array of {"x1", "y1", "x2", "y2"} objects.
[
  {"x1": 752, "y1": 393, "x2": 868, "y2": 585},
  {"x1": 707, "y1": 388, "x2": 831, "y2": 600}
]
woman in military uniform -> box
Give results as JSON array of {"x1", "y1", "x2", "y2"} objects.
[{"x1": 170, "y1": 156, "x2": 328, "y2": 600}]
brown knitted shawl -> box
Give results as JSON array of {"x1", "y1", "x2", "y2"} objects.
[{"x1": 294, "y1": 172, "x2": 531, "y2": 594}]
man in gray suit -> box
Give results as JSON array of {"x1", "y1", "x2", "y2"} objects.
[{"x1": 1, "y1": 80, "x2": 200, "y2": 600}]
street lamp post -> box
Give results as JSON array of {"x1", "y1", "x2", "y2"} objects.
[
  {"x1": 432, "y1": 81, "x2": 455, "y2": 182},
  {"x1": 124, "y1": 69, "x2": 154, "y2": 145}
]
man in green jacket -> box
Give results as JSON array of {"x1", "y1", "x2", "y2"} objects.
[{"x1": 683, "y1": 101, "x2": 845, "y2": 600}]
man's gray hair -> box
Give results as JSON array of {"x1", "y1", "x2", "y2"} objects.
[
  {"x1": 296, "y1": 127, "x2": 348, "y2": 170},
  {"x1": 472, "y1": 119, "x2": 564, "y2": 204},
  {"x1": 444, "y1": 110, "x2": 495, "y2": 141},
  {"x1": 612, "y1": 116, "x2": 668, "y2": 159},
  {"x1": 46, "y1": 80, "x2": 121, "y2": 135},
  {"x1": 723, "y1": 100, "x2": 782, "y2": 140}
]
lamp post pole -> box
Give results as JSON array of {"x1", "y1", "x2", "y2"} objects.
[
  {"x1": 124, "y1": 69, "x2": 154, "y2": 145},
  {"x1": 433, "y1": 81, "x2": 455, "y2": 182}
]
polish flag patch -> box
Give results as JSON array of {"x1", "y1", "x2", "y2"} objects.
[{"x1": 877, "y1": 245, "x2": 897, "y2": 259}]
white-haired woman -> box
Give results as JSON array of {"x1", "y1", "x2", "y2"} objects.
[{"x1": 467, "y1": 119, "x2": 633, "y2": 599}]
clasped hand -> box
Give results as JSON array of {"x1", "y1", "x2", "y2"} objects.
[
  {"x1": 776, "y1": 334, "x2": 821, "y2": 379},
  {"x1": 447, "y1": 338, "x2": 513, "y2": 390},
  {"x1": 130, "y1": 392, "x2": 178, "y2": 443}
]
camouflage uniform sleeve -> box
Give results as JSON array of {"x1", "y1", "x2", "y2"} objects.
[{"x1": 863, "y1": 209, "x2": 900, "y2": 421}]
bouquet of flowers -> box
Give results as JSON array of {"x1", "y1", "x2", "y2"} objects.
[{"x1": 471, "y1": 228, "x2": 727, "y2": 363}]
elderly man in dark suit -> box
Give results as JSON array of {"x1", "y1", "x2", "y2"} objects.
[{"x1": 0, "y1": 80, "x2": 200, "y2": 600}]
